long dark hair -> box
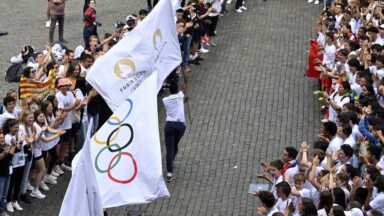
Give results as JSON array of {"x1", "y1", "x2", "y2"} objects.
[
  {"x1": 318, "y1": 190, "x2": 333, "y2": 214},
  {"x1": 332, "y1": 188, "x2": 346, "y2": 209},
  {"x1": 2, "y1": 119, "x2": 19, "y2": 135}
]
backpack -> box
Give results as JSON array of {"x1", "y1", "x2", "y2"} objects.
[
  {"x1": 21, "y1": 45, "x2": 35, "y2": 64},
  {"x1": 5, "y1": 63, "x2": 23, "y2": 83}
]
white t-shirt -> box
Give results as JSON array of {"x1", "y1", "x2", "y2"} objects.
[
  {"x1": 5, "y1": 132, "x2": 27, "y2": 168},
  {"x1": 328, "y1": 135, "x2": 344, "y2": 154},
  {"x1": 335, "y1": 14, "x2": 344, "y2": 29},
  {"x1": 376, "y1": 156, "x2": 384, "y2": 175},
  {"x1": 317, "y1": 32, "x2": 325, "y2": 46},
  {"x1": 0, "y1": 108, "x2": 21, "y2": 128},
  {"x1": 275, "y1": 198, "x2": 292, "y2": 213},
  {"x1": 271, "y1": 175, "x2": 283, "y2": 199},
  {"x1": 209, "y1": 0, "x2": 221, "y2": 17},
  {"x1": 74, "y1": 89, "x2": 88, "y2": 123},
  {"x1": 369, "y1": 192, "x2": 384, "y2": 214},
  {"x1": 80, "y1": 65, "x2": 90, "y2": 76},
  {"x1": 328, "y1": 92, "x2": 350, "y2": 122},
  {"x1": 162, "y1": 91, "x2": 185, "y2": 123},
  {"x1": 56, "y1": 91, "x2": 75, "y2": 130},
  {"x1": 323, "y1": 44, "x2": 337, "y2": 69},
  {"x1": 291, "y1": 187, "x2": 311, "y2": 215}
]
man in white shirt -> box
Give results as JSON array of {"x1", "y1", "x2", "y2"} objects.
[
  {"x1": 55, "y1": 78, "x2": 80, "y2": 172},
  {"x1": 162, "y1": 81, "x2": 187, "y2": 182},
  {"x1": 323, "y1": 81, "x2": 351, "y2": 122}
]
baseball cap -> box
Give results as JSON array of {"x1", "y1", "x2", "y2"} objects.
[
  {"x1": 176, "y1": 6, "x2": 184, "y2": 12},
  {"x1": 115, "y1": 21, "x2": 125, "y2": 28},
  {"x1": 126, "y1": 15, "x2": 135, "y2": 23}
]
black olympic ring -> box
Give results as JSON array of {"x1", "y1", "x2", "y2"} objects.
[{"x1": 106, "y1": 123, "x2": 134, "y2": 152}]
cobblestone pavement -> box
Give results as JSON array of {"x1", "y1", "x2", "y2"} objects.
[{"x1": 0, "y1": 0, "x2": 324, "y2": 215}]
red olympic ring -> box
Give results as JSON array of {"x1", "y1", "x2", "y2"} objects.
[{"x1": 107, "y1": 152, "x2": 137, "y2": 184}]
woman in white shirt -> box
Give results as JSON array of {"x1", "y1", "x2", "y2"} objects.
[
  {"x1": 2, "y1": 118, "x2": 28, "y2": 212},
  {"x1": 31, "y1": 110, "x2": 65, "y2": 198}
]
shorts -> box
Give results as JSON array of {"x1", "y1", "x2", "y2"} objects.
[
  {"x1": 33, "y1": 154, "x2": 44, "y2": 161},
  {"x1": 34, "y1": 147, "x2": 42, "y2": 158},
  {"x1": 71, "y1": 122, "x2": 80, "y2": 137},
  {"x1": 59, "y1": 129, "x2": 72, "y2": 143}
]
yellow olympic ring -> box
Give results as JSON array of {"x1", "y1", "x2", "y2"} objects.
[{"x1": 93, "y1": 116, "x2": 122, "y2": 145}]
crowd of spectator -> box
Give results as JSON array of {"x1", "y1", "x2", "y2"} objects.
[
  {"x1": 252, "y1": 0, "x2": 384, "y2": 216},
  {"x1": 0, "y1": 0, "x2": 241, "y2": 214}
]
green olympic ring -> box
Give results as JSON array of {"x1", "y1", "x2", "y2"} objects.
[{"x1": 95, "y1": 143, "x2": 122, "y2": 173}]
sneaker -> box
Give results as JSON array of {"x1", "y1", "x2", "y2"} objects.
[
  {"x1": 44, "y1": 175, "x2": 57, "y2": 185},
  {"x1": 318, "y1": 97, "x2": 324, "y2": 101},
  {"x1": 198, "y1": 47, "x2": 209, "y2": 53},
  {"x1": 54, "y1": 165, "x2": 64, "y2": 175},
  {"x1": 30, "y1": 190, "x2": 46, "y2": 199},
  {"x1": 308, "y1": 0, "x2": 313, "y2": 2},
  {"x1": 12, "y1": 201, "x2": 22, "y2": 211},
  {"x1": 240, "y1": 6, "x2": 247, "y2": 10},
  {"x1": 50, "y1": 174, "x2": 57, "y2": 180},
  {"x1": 6, "y1": 202, "x2": 13, "y2": 213},
  {"x1": 26, "y1": 182, "x2": 33, "y2": 191},
  {"x1": 314, "y1": 0, "x2": 319, "y2": 4},
  {"x1": 20, "y1": 193, "x2": 32, "y2": 204},
  {"x1": 196, "y1": 56, "x2": 204, "y2": 61},
  {"x1": 40, "y1": 182, "x2": 50, "y2": 191},
  {"x1": 208, "y1": 41, "x2": 217, "y2": 47},
  {"x1": 313, "y1": 90, "x2": 322, "y2": 95},
  {"x1": 59, "y1": 39, "x2": 68, "y2": 44},
  {"x1": 45, "y1": 21, "x2": 50, "y2": 28},
  {"x1": 166, "y1": 173, "x2": 174, "y2": 182},
  {"x1": 236, "y1": 8, "x2": 243, "y2": 13},
  {"x1": 321, "y1": 118, "x2": 329, "y2": 123},
  {"x1": 227, "y1": 0, "x2": 232, "y2": 4},
  {"x1": 51, "y1": 170, "x2": 60, "y2": 177},
  {"x1": 60, "y1": 164, "x2": 72, "y2": 172}
]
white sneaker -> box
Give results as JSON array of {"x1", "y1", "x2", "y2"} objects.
[
  {"x1": 26, "y1": 182, "x2": 33, "y2": 191},
  {"x1": 199, "y1": 47, "x2": 209, "y2": 53},
  {"x1": 45, "y1": 21, "x2": 50, "y2": 28},
  {"x1": 308, "y1": 0, "x2": 314, "y2": 2},
  {"x1": 227, "y1": 0, "x2": 232, "y2": 4},
  {"x1": 44, "y1": 175, "x2": 57, "y2": 185},
  {"x1": 321, "y1": 118, "x2": 329, "y2": 123},
  {"x1": 240, "y1": 6, "x2": 247, "y2": 10},
  {"x1": 60, "y1": 164, "x2": 72, "y2": 172},
  {"x1": 40, "y1": 182, "x2": 50, "y2": 191},
  {"x1": 314, "y1": 0, "x2": 319, "y2": 4},
  {"x1": 6, "y1": 202, "x2": 13, "y2": 213},
  {"x1": 53, "y1": 165, "x2": 64, "y2": 175},
  {"x1": 51, "y1": 170, "x2": 60, "y2": 177},
  {"x1": 236, "y1": 8, "x2": 243, "y2": 13},
  {"x1": 12, "y1": 201, "x2": 22, "y2": 211},
  {"x1": 50, "y1": 174, "x2": 57, "y2": 180},
  {"x1": 30, "y1": 190, "x2": 46, "y2": 199}
]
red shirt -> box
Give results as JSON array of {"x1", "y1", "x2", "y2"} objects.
[{"x1": 84, "y1": 8, "x2": 96, "y2": 27}]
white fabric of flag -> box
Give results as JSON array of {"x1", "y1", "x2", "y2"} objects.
[
  {"x1": 86, "y1": 0, "x2": 181, "y2": 111},
  {"x1": 59, "y1": 118, "x2": 104, "y2": 216},
  {"x1": 90, "y1": 72, "x2": 170, "y2": 208}
]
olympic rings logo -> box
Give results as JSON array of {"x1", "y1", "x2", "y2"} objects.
[{"x1": 93, "y1": 99, "x2": 137, "y2": 184}]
